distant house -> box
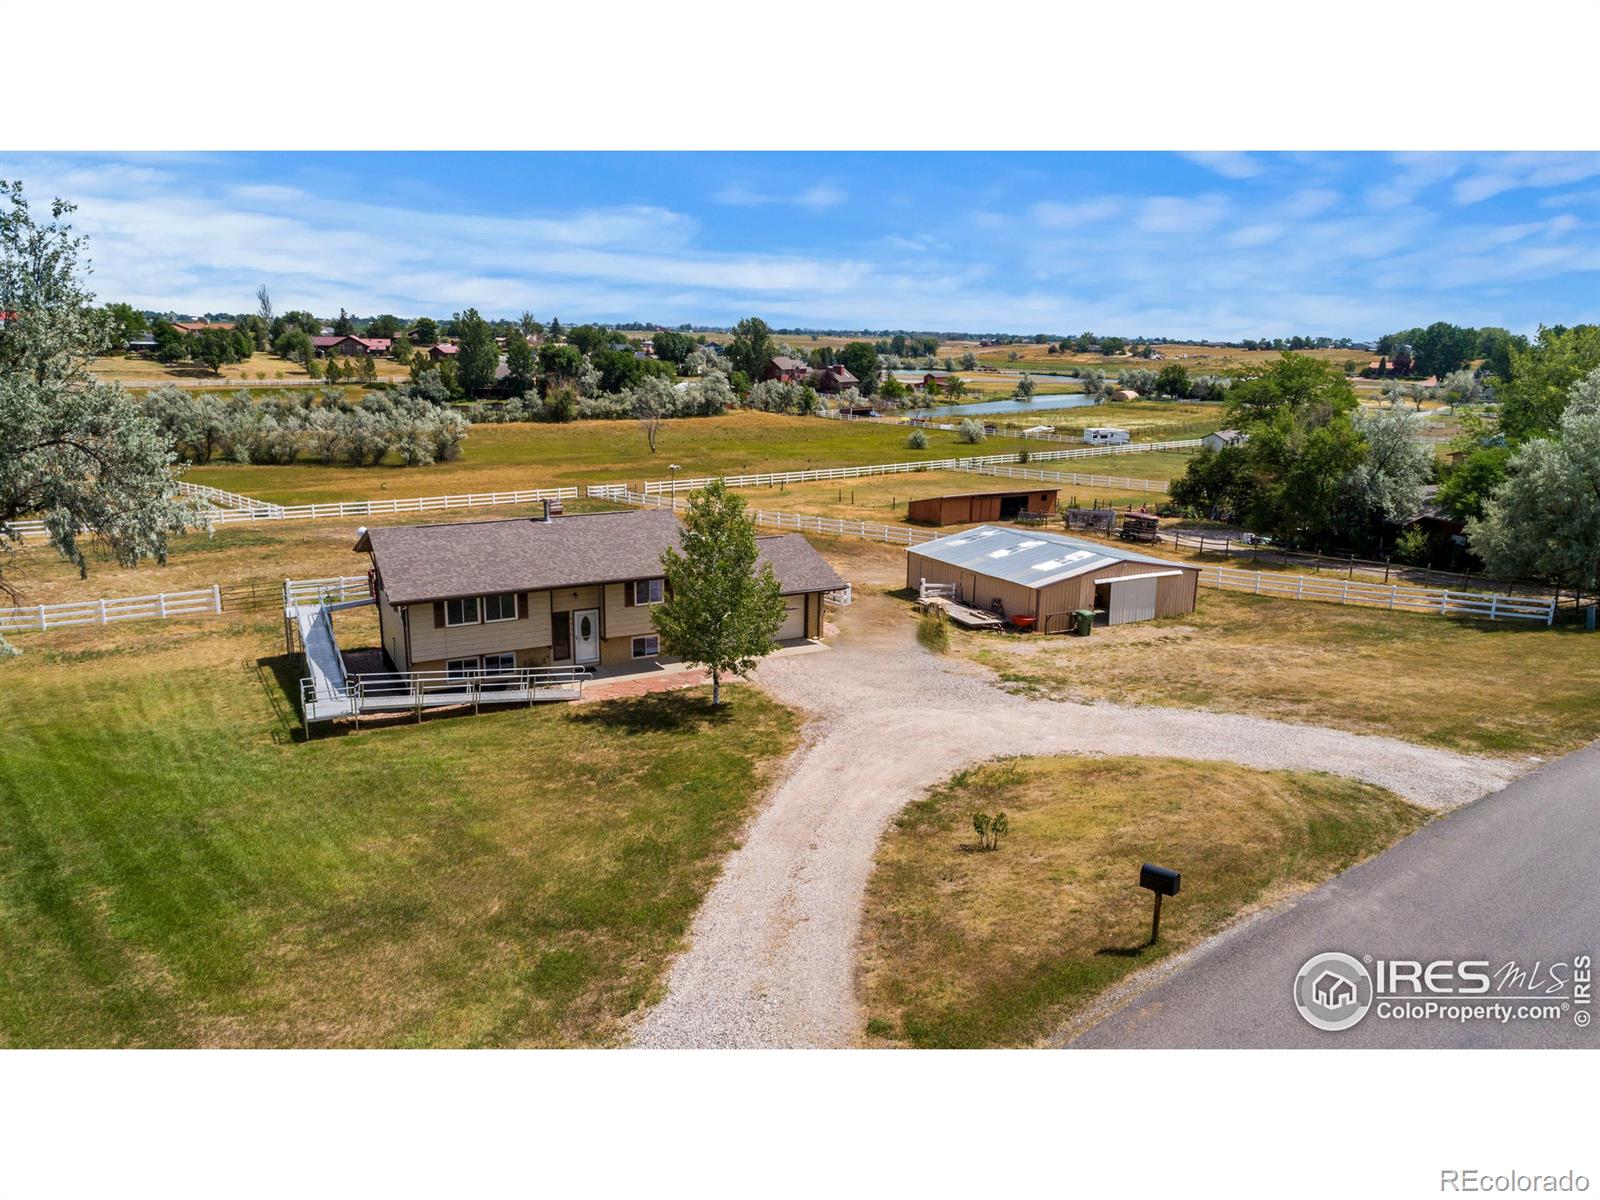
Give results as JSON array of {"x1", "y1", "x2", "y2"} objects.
[
  {"x1": 125, "y1": 330, "x2": 158, "y2": 354},
  {"x1": 312, "y1": 335, "x2": 391, "y2": 357},
  {"x1": 1406, "y1": 485, "x2": 1467, "y2": 545},
  {"x1": 1201, "y1": 429, "x2": 1248, "y2": 452},
  {"x1": 171, "y1": 320, "x2": 235, "y2": 335},
  {"x1": 355, "y1": 508, "x2": 846, "y2": 675},
  {"x1": 814, "y1": 363, "x2": 858, "y2": 394},
  {"x1": 429, "y1": 343, "x2": 459, "y2": 361},
  {"x1": 762, "y1": 356, "x2": 809, "y2": 383}
]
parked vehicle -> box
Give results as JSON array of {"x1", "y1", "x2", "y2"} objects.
[{"x1": 1084, "y1": 426, "x2": 1131, "y2": 445}]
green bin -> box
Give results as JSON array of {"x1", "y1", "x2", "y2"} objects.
[{"x1": 1073, "y1": 609, "x2": 1094, "y2": 636}]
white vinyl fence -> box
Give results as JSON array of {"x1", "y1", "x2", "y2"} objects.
[
  {"x1": 593, "y1": 488, "x2": 942, "y2": 547},
  {"x1": 6, "y1": 485, "x2": 579, "y2": 541},
  {"x1": 1198, "y1": 566, "x2": 1555, "y2": 624},
  {"x1": 283, "y1": 575, "x2": 372, "y2": 609},
  {"x1": 602, "y1": 440, "x2": 1199, "y2": 496},
  {"x1": 0, "y1": 586, "x2": 223, "y2": 633},
  {"x1": 960, "y1": 462, "x2": 1171, "y2": 494}
]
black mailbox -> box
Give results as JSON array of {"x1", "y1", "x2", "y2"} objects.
[{"x1": 1139, "y1": 863, "x2": 1180, "y2": 897}]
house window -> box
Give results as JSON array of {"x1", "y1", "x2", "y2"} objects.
[
  {"x1": 632, "y1": 578, "x2": 664, "y2": 605},
  {"x1": 483, "y1": 592, "x2": 518, "y2": 623},
  {"x1": 632, "y1": 635, "x2": 660, "y2": 659},
  {"x1": 481, "y1": 652, "x2": 516, "y2": 675},
  {"x1": 445, "y1": 597, "x2": 480, "y2": 626},
  {"x1": 445, "y1": 657, "x2": 479, "y2": 679}
]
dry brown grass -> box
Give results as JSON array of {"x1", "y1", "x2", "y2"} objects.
[
  {"x1": 859, "y1": 754, "x2": 1424, "y2": 1046},
  {"x1": 91, "y1": 351, "x2": 412, "y2": 385},
  {"x1": 966, "y1": 589, "x2": 1600, "y2": 757}
]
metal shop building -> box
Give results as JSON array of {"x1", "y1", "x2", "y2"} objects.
[{"x1": 905, "y1": 525, "x2": 1201, "y2": 631}]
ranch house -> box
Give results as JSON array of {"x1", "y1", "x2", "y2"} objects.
[{"x1": 355, "y1": 508, "x2": 845, "y2": 677}]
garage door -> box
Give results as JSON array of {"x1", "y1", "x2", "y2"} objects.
[{"x1": 777, "y1": 596, "x2": 806, "y2": 640}]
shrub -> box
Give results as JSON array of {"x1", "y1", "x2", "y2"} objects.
[
  {"x1": 916, "y1": 608, "x2": 950, "y2": 653},
  {"x1": 971, "y1": 811, "x2": 1009, "y2": 851},
  {"x1": 907, "y1": 428, "x2": 928, "y2": 450},
  {"x1": 958, "y1": 419, "x2": 986, "y2": 444}
]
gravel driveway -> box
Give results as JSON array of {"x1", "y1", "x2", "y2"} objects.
[{"x1": 631, "y1": 594, "x2": 1521, "y2": 1049}]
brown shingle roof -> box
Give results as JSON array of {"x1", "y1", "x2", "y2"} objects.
[
  {"x1": 360, "y1": 509, "x2": 844, "y2": 603},
  {"x1": 769, "y1": 356, "x2": 808, "y2": 371},
  {"x1": 755, "y1": 534, "x2": 847, "y2": 594}
]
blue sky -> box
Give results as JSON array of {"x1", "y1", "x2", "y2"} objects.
[{"x1": 5, "y1": 151, "x2": 1598, "y2": 338}]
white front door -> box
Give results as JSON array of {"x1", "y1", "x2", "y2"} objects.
[{"x1": 572, "y1": 608, "x2": 600, "y2": 664}]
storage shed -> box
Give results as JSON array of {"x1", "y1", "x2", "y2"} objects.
[
  {"x1": 906, "y1": 488, "x2": 1059, "y2": 527},
  {"x1": 905, "y1": 525, "x2": 1200, "y2": 632}
]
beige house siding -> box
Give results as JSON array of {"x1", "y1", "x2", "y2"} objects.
[
  {"x1": 603, "y1": 581, "x2": 662, "y2": 639},
  {"x1": 377, "y1": 594, "x2": 407, "y2": 669},
  {"x1": 411, "y1": 645, "x2": 552, "y2": 675},
  {"x1": 406, "y1": 590, "x2": 553, "y2": 664}
]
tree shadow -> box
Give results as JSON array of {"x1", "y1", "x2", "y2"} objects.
[
  {"x1": 569, "y1": 690, "x2": 734, "y2": 736},
  {"x1": 1094, "y1": 944, "x2": 1151, "y2": 958}
]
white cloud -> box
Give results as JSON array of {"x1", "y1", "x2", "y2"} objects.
[
  {"x1": 1225, "y1": 223, "x2": 1284, "y2": 248},
  {"x1": 796, "y1": 185, "x2": 847, "y2": 210},
  {"x1": 1280, "y1": 187, "x2": 1340, "y2": 218},
  {"x1": 1183, "y1": 151, "x2": 1263, "y2": 180},
  {"x1": 1029, "y1": 198, "x2": 1119, "y2": 228},
  {"x1": 1135, "y1": 195, "x2": 1229, "y2": 234},
  {"x1": 713, "y1": 183, "x2": 847, "y2": 210}
]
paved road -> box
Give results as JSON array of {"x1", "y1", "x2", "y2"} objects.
[{"x1": 1069, "y1": 742, "x2": 1600, "y2": 1049}]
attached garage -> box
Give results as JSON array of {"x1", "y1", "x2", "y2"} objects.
[
  {"x1": 905, "y1": 525, "x2": 1200, "y2": 631},
  {"x1": 907, "y1": 488, "x2": 1059, "y2": 527},
  {"x1": 777, "y1": 595, "x2": 807, "y2": 640}
]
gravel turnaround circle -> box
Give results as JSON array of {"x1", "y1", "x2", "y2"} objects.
[{"x1": 630, "y1": 596, "x2": 1521, "y2": 1049}]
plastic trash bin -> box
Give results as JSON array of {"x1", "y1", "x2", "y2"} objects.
[{"x1": 1073, "y1": 609, "x2": 1094, "y2": 636}]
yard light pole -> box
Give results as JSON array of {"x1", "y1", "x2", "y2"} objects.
[{"x1": 1139, "y1": 863, "x2": 1181, "y2": 945}]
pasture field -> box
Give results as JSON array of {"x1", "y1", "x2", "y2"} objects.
[
  {"x1": 987, "y1": 399, "x2": 1223, "y2": 440},
  {"x1": 0, "y1": 610, "x2": 800, "y2": 1047},
  {"x1": 859, "y1": 756, "x2": 1424, "y2": 1048},
  {"x1": 965, "y1": 589, "x2": 1600, "y2": 757},
  {"x1": 91, "y1": 351, "x2": 412, "y2": 386},
  {"x1": 968, "y1": 341, "x2": 1371, "y2": 374},
  {"x1": 722, "y1": 468, "x2": 1170, "y2": 530},
  {"x1": 181, "y1": 412, "x2": 1035, "y2": 504}
]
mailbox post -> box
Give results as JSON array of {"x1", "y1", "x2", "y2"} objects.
[{"x1": 1139, "y1": 863, "x2": 1181, "y2": 944}]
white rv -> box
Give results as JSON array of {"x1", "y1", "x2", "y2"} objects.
[{"x1": 1084, "y1": 427, "x2": 1131, "y2": 446}]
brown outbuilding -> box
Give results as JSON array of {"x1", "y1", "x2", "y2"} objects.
[{"x1": 907, "y1": 488, "x2": 1059, "y2": 527}]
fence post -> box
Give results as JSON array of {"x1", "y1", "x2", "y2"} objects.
[
  {"x1": 1390, "y1": 585, "x2": 1397, "y2": 610},
  {"x1": 38, "y1": 604, "x2": 46, "y2": 631},
  {"x1": 99, "y1": 598, "x2": 108, "y2": 625},
  {"x1": 1440, "y1": 590, "x2": 1449, "y2": 616},
  {"x1": 1490, "y1": 595, "x2": 1499, "y2": 620},
  {"x1": 158, "y1": 593, "x2": 167, "y2": 619},
  {"x1": 212, "y1": 583, "x2": 222, "y2": 614}
]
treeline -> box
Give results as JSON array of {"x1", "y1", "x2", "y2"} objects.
[
  {"x1": 138, "y1": 387, "x2": 468, "y2": 467},
  {"x1": 1168, "y1": 325, "x2": 1600, "y2": 595},
  {"x1": 1370, "y1": 322, "x2": 1525, "y2": 379}
]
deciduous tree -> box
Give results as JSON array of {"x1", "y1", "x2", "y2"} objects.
[
  {"x1": 652, "y1": 479, "x2": 785, "y2": 705},
  {"x1": 0, "y1": 181, "x2": 202, "y2": 651}
]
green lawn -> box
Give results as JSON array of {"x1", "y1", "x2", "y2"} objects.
[
  {"x1": 860, "y1": 756, "x2": 1425, "y2": 1048},
  {"x1": 185, "y1": 411, "x2": 1035, "y2": 505},
  {"x1": 0, "y1": 613, "x2": 799, "y2": 1047}
]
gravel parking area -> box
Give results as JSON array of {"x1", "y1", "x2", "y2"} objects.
[{"x1": 631, "y1": 593, "x2": 1521, "y2": 1049}]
